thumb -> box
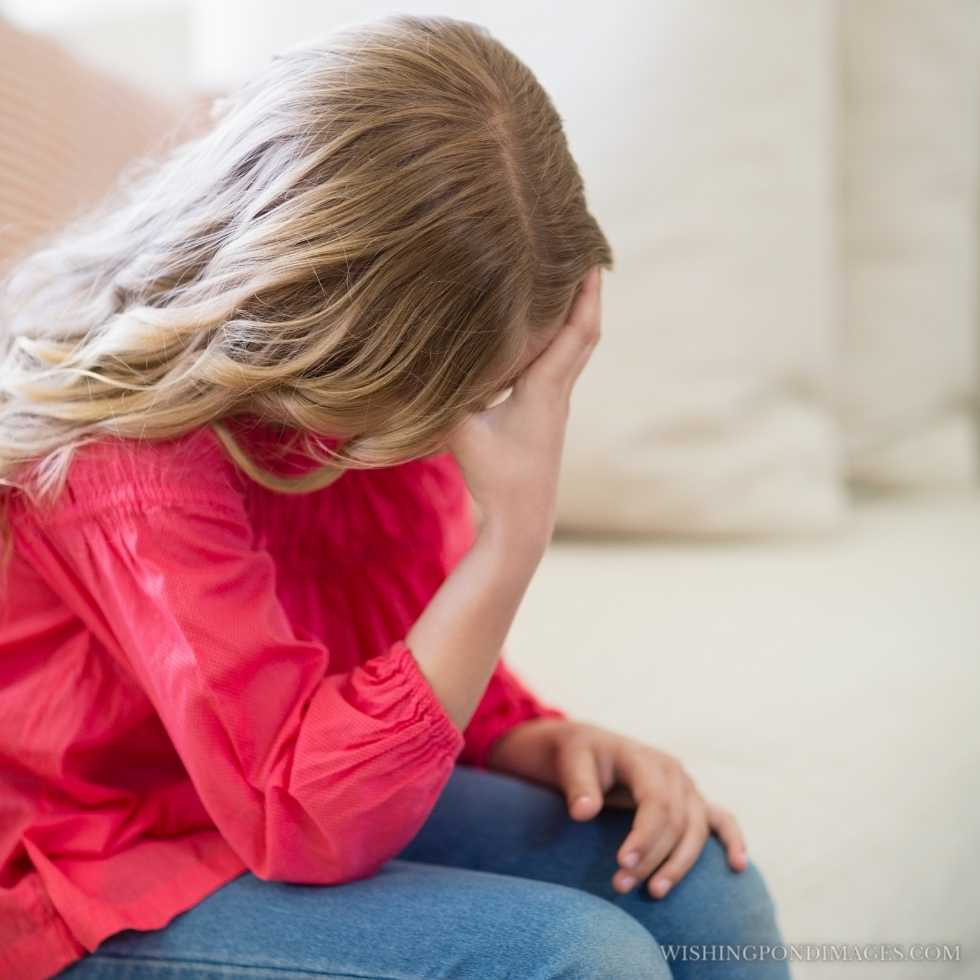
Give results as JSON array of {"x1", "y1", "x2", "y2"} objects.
[{"x1": 555, "y1": 738, "x2": 604, "y2": 821}]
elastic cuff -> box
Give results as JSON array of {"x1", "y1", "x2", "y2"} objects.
[{"x1": 387, "y1": 639, "x2": 466, "y2": 761}]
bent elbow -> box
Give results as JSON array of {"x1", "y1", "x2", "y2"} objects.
[{"x1": 233, "y1": 788, "x2": 390, "y2": 886}]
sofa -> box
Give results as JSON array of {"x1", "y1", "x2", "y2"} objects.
[
  {"x1": 515, "y1": 491, "x2": 980, "y2": 979},
  {"x1": 2, "y1": 6, "x2": 978, "y2": 979}
]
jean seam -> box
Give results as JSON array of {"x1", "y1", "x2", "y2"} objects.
[{"x1": 85, "y1": 950, "x2": 414, "y2": 980}]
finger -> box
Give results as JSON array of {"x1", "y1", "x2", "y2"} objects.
[
  {"x1": 554, "y1": 737, "x2": 604, "y2": 821},
  {"x1": 514, "y1": 266, "x2": 602, "y2": 401},
  {"x1": 614, "y1": 757, "x2": 689, "y2": 893},
  {"x1": 550, "y1": 265, "x2": 602, "y2": 398},
  {"x1": 708, "y1": 804, "x2": 749, "y2": 871},
  {"x1": 613, "y1": 753, "x2": 664, "y2": 869},
  {"x1": 645, "y1": 792, "x2": 710, "y2": 899},
  {"x1": 613, "y1": 796, "x2": 666, "y2": 893}
]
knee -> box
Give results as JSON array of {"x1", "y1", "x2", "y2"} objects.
[
  {"x1": 678, "y1": 836, "x2": 785, "y2": 947},
  {"x1": 532, "y1": 886, "x2": 672, "y2": 980},
  {"x1": 732, "y1": 858, "x2": 783, "y2": 941}
]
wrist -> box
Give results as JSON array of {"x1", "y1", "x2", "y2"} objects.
[{"x1": 486, "y1": 716, "x2": 569, "y2": 778}]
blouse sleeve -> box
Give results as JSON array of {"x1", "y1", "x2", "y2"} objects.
[{"x1": 15, "y1": 493, "x2": 466, "y2": 886}]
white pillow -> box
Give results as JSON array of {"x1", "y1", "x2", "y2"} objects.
[
  {"x1": 839, "y1": 0, "x2": 980, "y2": 492},
  {"x1": 545, "y1": 1, "x2": 844, "y2": 535}
]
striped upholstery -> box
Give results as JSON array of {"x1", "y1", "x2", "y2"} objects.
[{"x1": 0, "y1": 15, "x2": 210, "y2": 272}]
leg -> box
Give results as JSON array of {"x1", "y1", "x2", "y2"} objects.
[
  {"x1": 396, "y1": 764, "x2": 792, "y2": 980},
  {"x1": 57, "y1": 859, "x2": 673, "y2": 979}
]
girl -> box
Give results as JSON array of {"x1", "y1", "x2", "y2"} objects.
[{"x1": 0, "y1": 14, "x2": 790, "y2": 979}]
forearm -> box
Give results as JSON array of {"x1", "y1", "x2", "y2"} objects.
[{"x1": 406, "y1": 515, "x2": 547, "y2": 733}]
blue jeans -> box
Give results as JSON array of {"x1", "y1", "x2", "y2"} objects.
[{"x1": 59, "y1": 764, "x2": 792, "y2": 979}]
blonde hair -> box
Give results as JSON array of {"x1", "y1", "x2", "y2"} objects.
[{"x1": 0, "y1": 13, "x2": 613, "y2": 582}]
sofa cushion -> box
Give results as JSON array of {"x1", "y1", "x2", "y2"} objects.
[{"x1": 0, "y1": 16, "x2": 190, "y2": 272}]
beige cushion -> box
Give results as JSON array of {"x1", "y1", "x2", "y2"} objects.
[
  {"x1": 514, "y1": 492, "x2": 980, "y2": 980},
  {"x1": 544, "y1": 1, "x2": 844, "y2": 537},
  {"x1": 840, "y1": 0, "x2": 980, "y2": 491},
  {"x1": 0, "y1": 16, "x2": 207, "y2": 273}
]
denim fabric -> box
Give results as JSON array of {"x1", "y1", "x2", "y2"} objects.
[{"x1": 59, "y1": 764, "x2": 791, "y2": 979}]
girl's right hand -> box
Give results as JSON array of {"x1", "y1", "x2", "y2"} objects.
[{"x1": 445, "y1": 265, "x2": 603, "y2": 545}]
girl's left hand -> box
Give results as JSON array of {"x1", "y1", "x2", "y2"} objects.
[{"x1": 486, "y1": 717, "x2": 749, "y2": 899}]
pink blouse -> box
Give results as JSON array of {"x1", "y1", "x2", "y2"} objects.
[{"x1": 0, "y1": 416, "x2": 567, "y2": 979}]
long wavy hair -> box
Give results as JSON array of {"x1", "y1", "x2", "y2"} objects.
[{"x1": 0, "y1": 12, "x2": 613, "y2": 582}]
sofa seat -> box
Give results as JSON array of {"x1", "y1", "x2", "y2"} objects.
[{"x1": 509, "y1": 494, "x2": 980, "y2": 979}]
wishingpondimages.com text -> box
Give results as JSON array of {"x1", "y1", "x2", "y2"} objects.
[{"x1": 658, "y1": 943, "x2": 961, "y2": 965}]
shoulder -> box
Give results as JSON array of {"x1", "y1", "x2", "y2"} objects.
[
  {"x1": 11, "y1": 425, "x2": 248, "y2": 529},
  {"x1": 365, "y1": 449, "x2": 471, "y2": 526},
  {"x1": 410, "y1": 450, "x2": 470, "y2": 513},
  {"x1": 402, "y1": 450, "x2": 476, "y2": 564}
]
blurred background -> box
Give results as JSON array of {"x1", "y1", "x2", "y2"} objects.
[{"x1": 1, "y1": 2, "x2": 977, "y2": 978}]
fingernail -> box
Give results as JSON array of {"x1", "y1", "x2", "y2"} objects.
[
  {"x1": 651, "y1": 876, "x2": 672, "y2": 897},
  {"x1": 622, "y1": 850, "x2": 640, "y2": 869},
  {"x1": 618, "y1": 875, "x2": 637, "y2": 890},
  {"x1": 573, "y1": 795, "x2": 591, "y2": 811}
]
